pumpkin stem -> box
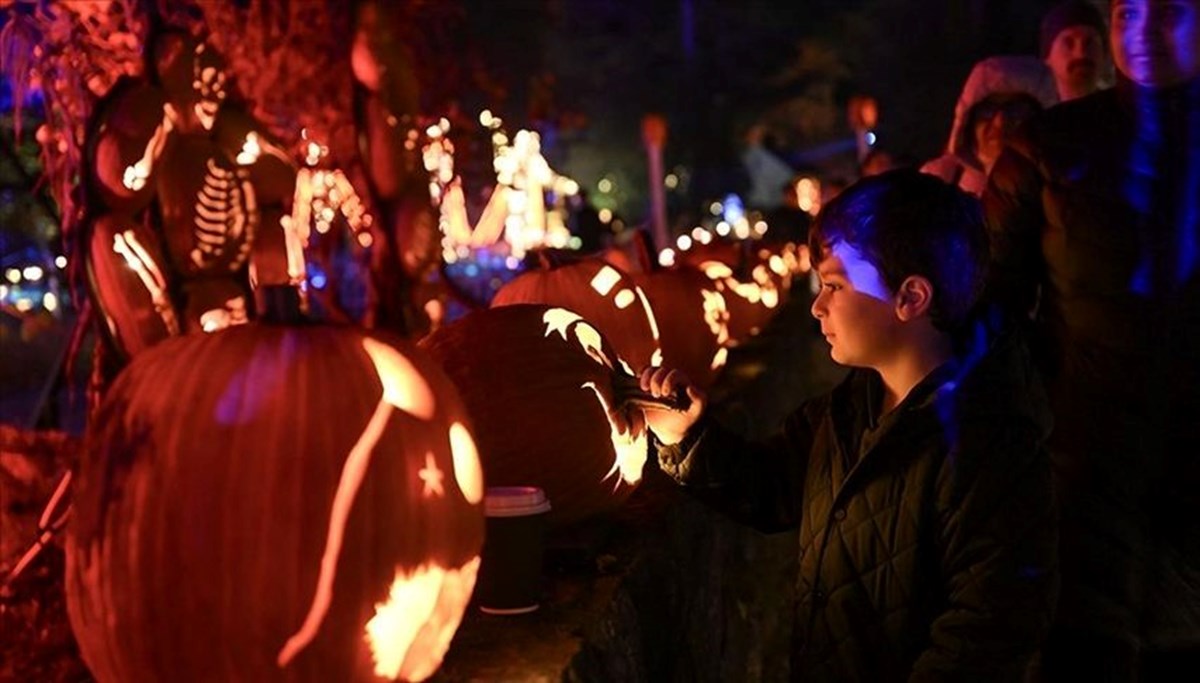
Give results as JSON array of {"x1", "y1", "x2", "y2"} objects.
[{"x1": 255, "y1": 285, "x2": 307, "y2": 325}]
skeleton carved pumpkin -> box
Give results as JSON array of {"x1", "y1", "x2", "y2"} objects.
[
  {"x1": 86, "y1": 214, "x2": 180, "y2": 358},
  {"x1": 66, "y1": 324, "x2": 484, "y2": 683},
  {"x1": 631, "y1": 266, "x2": 730, "y2": 389},
  {"x1": 86, "y1": 80, "x2": 171, "y2": 215},
  {"x1": 419, "y1": 304, "x2": 651, "y2": 528},
  {"x1": 490, "y1": 259, "x2": 661, "y2": 371}
]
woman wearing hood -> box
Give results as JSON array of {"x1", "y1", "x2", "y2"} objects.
[{"x1": 922, "y1": 56, "x2": 1058, "y2": 196}]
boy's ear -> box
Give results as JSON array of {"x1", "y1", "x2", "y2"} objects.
[{"x1": 894, "y1": 275, "x2": 934, "y2": 322}]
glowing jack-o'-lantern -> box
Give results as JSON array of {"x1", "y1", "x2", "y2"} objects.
[
  {"x1": 420, "y1": 304, "x2": 673, "y2": 528},
  {"x1": 65, "y1": 322, "x2": 484, "y2": 682},
  {"x1": 630, "y1": 266, "x2": 730, "y2": 390},
  {"x1": 490, "y1": 259, "x2": 661, "y2": 371},
  {"x1": 696, "y1": 260, "x2": 783, "y2": 345}
]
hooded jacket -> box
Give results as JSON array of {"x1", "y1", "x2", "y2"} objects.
[
  {"x1": 922, "y1": 56, "x2": 1059, "y2": 196},
  {"x1": 656, "y1": 327, "x2": 1057, "y2": 682}
]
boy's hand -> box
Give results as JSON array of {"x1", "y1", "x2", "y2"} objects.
[{"x1": 637, "y1": 366, "x2": 706, "y2": 445}]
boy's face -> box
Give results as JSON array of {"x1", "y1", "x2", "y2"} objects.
[{"x1": 810, "y1": 241, "x2": 902, "y2": 369}]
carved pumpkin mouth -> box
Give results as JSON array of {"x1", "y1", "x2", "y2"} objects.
[
  {"x1": 365, "y1": 557, "x2": 482, "y2": 681},
  {"x1": 278, "y1": 338, "x2": 482, "y2": 674}
]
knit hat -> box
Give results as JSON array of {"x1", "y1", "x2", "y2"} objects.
[{"x1": 1039, "y1": 1, "x2": 1107, "y2": 58}]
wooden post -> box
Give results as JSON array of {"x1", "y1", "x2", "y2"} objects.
[{"x1": 641, "y1": 113, "x2": 669, "y2": 253}]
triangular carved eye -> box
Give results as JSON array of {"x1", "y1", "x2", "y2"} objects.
[{"x1": 361, "y1": 337, "x2": 435, "y2": 419}]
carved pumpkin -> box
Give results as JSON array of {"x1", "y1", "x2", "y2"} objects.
[
  {"x1": 490, "y1": 258, "x2": 661, "y2": 371},
  {"x1": 694, "y1": 259, "x2": 783, "y2": 345},
  {"x1": 211, "y1": 105, "x2": 298, "y2": 206},
  {"x1": 86, "y1": 80, "x2": 170, "y2": 215},
  {"x1": 66, "y1": 323, "x2": 485, "y2": 683},
  {"x1": 86, "y1": 214, "x2": 180, "y2": 359},
  {"x1": 631, "y1": 266, "x2": 730, "y2": 389},
  {"x1": 420, "y1": 304, "x2": 653, "y2": 528},
  {"x1": 155, "y1": 132, "x2": 259, "y2": 278}
]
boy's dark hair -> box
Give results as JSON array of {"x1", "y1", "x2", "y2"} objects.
[{"x1": 808, "y1": 169, "x2": 988, "y2": 332}]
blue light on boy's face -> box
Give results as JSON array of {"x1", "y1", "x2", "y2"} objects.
[{"x1": 1111, "y1": 0, "x2": 1200, "y2": 87}]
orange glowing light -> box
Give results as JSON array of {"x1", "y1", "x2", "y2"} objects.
[
  {"x1": 589, "y1": 265, "x2": 621, "y2": 296},
  {"x1": 418, "y1": 452, "x2": 445, "y2": 498},
  {"x1": 449, "y1": 423, "x2": 484, "y2": 504},
  {"x1": 278, "y1": 339, "x2": 437, "y2": 668},
  {"x1": 613, "y1": 288, "x2": 636, "y2": 309},
  {"x1": 581, "y1": 381, "x2": 647, "y2": 487},
  {"x1": 361, "y1": 338, "x2": 436, "y2": 418},
  {"x1": 364, "y1": 557, "x2": 481, "y2": 682},
  {"x1": 113, "y1": 230, "x2": 180, "y2": 335}
]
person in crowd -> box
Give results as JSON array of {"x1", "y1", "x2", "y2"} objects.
[
  {"x1": 741, "y1": 123, "x2": 799, "y2": 211},
  {"x1": 858, "y1": 146, "x2": 909, "y2": 177},
  {"x1": 982, "y1": 1, "x2": 1200, "y2": 680},
  {"x1": 631, "y1": 170, "x2": 1058, "y2": 682},
  {"x1": 763, "y1": 175, "x2": 815, "y2": 245},
  {"x1": 922, "y1": 55, "x2": 1055, "y2": 196},
  {"x1": 1040, "y1": 0, "x2": 1111, "y2": 102}
]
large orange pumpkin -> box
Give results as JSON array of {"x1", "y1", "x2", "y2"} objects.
[
  {"x1": 420, "y1": 304, "x2": 668, "y2": 528},
  {"x1": 66, "y1": 322, "x2": 485, "y2": 682},
  {"x1": 490, "y1": 258, "x2": 661, "y2": 371}
]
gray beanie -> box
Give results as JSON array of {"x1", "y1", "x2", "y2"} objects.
[{"x1": 1039, "y1": 1, "x2": 1107, "y2": 58}]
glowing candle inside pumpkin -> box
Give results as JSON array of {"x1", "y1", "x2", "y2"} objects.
[{"x1": 365, "y1": 557, "x2": 481, "y2": 681}]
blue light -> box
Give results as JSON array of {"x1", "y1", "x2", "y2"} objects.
[
  {"x1": 865, "y1": 131, "x2": 877, "y2": 146},
  {"x1": 722, "y1": 193, "x2": 745, "y2": 225},
  {"x1": 310, "y1": 272, "x2": 327, "y2": 290}
]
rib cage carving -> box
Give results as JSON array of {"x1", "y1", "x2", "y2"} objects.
[{"x1": 190, "y1": 157, "x2": 259, "y2": 271}]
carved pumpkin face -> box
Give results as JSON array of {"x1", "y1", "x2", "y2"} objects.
[
  {"x1": 419, "y1": 304, "x2": 647, "y2": 528},
  {"x1": 66, "y1": 325, "x2": 484, "y2": 683},
  {"x1": 490, "y1": 260, "x2": 661, "y2": 371}
]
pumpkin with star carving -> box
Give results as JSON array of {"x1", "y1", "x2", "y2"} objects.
[{"x1": 65, "y1": 320, "x2": 484, "y2": 683}]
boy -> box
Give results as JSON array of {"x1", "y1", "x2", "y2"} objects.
[{"x1": 636, "y1": 170, "x2": 1058, "y2": 681}]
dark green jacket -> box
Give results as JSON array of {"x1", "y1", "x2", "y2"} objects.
[{"x1": 657, "y1": 330, "x2": 1057, "y2": 682}]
